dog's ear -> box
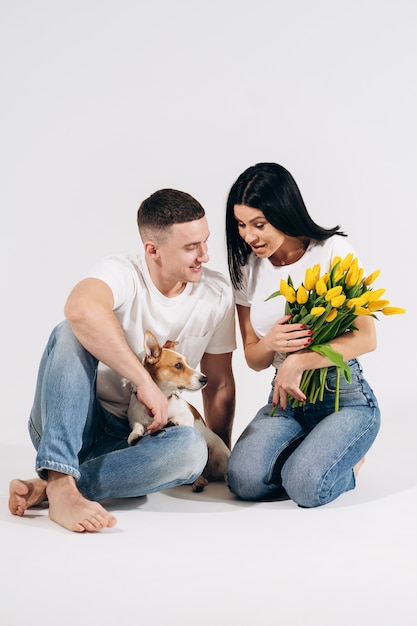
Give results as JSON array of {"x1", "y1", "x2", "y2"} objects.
[
  {"x1": 144, "y1": 330, "x2": 162, "y2": 363},
  {"x1": 163, "y1": 340, "x2": 179, "y2": 350}
]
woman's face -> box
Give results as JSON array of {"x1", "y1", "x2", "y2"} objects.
[{"x1": 234, "y1": 204, "x2": 284, "y2": 258}]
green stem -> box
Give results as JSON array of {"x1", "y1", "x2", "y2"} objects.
[
  {"x1": 319, "y1": 367, "x2": 327, "y2": 402},
  {"x1": 335, "y1": 367, "x2": 340, "y2": 412}
]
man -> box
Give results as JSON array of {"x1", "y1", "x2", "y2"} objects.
[{"x1": 9, "y1": 189, "x2": 236, "y2": 533}]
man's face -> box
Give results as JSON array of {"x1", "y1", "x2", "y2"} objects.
[{"x1": 156, "y1": 217, "x2": 210, "y2": 284}]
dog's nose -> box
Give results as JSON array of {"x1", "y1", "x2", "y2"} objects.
[{"x1": 200, "y1": 375, "x2": 208, "y2": 386}]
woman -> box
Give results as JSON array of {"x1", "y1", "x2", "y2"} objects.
[{"x1": 226, "y1": 162, "x2": 380, "y2": 507}]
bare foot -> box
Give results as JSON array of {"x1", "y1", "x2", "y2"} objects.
[
  {"x1": 354, "y1": 456, "x2": 366, "y2": 477},
  {"x1": 46, "y1": 472, "x2": 117, "y2": 533},
  {"x1": 9, "y1": 478, "x2": 48, "y2": 516}
]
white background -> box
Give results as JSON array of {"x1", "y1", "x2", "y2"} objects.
[
  {"x1": 1, "y1": 4, "x2": 416, "y2": 626},
  {"x1": 1, "y1": 0, "x2": 414, "y2": 446}
]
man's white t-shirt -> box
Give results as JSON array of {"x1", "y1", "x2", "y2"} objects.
[
  {"x1": 86, "y1": 253, "x2": 236, "y2": 418},
  {"x1": 233, "y1": 236, "x2": 361, "y2": 369}
]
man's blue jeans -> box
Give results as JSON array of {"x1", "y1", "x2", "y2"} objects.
[
  {"x1": 227, "y1": 359, "x2": 380, "y2": 507},
  {"x1": 28, "y1": 321, "x2": 208, "y2": 500}
]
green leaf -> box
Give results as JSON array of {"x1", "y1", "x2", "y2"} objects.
[
  {"x1": 310, "y1": 344, "x2": 352, "y2": 383},
  {"x1": 265, "y1": 290, "x2": 282, "y2": 301}
]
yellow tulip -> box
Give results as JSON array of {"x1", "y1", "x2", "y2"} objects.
[
  {"x1": 330, "y1": 256, "x2": 341, "y2": 270},
  {"x1": 355, "y1": 307, "x2": 373, "y2": 316},
  {"x1": 315, "y1": 279, "x2": 328, "y2": 296},
  {"x1": 325, "y1": 286, "x2": 343, "y2": 301},
  {"x1": 345, "y1": 261, "x2": 359, "y2": 287},
  {"x1": 321, "y1": 272, "x2": 330, "y2": 285},
  {"x1": 303, "y1": 268, "x2": 316, "y2": 291},
  {"x1": 331, "y1": 295, "x2": 346, "y2": 308},
  {"x1": 326, "y1": 308, "x2": 338, "y2": 322},
  {"x1": 297, "y1": 285, "x2": 309, "y2": 304},
  {"x1": 279, "y1": 280, "x2": 296, "y2": 303},
  {"x1": 311, "y1": 264, "x2": 321, "y2": 284},
  {"x1": 287, "y1": 289, "x2": 296, "y2": 303},
  {"x1": 357, "y1": 295, "x2": 369, "y2": 306},
  {"x1": 367, "y1": 299, "x2": 390, "y2": 312},
  {"x1": 358, "y1": 291, "x2": 373, "y2": 303},
  {"x1": 381, "y1": 306, "x2": 406, "y2": 315},
  {"x1": 347, "y1": 296, "x2": 368, "y2": 310},
  {"x1": 333, "y1": 268, "x2": 345, "y2": 283},
  {"x1": 364, "y1": 269, "x2": 380, "y2": 286},
  {"x1": 340, "y1": 253, "x2": 354, "y2": 272},
  {"x1": 311, "y1": 306, "x2": 326, "y2": 316},
  {"x1": 280, "y1": 279, "x2": 289, "y2": 296},
  {"x1": 281, "y1": 284, "x2": 296, "y2": 303},
  {"x1": 367, "y1": 288, "x2": 386, "y2": 302}
]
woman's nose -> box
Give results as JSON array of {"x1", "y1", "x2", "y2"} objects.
[{"x1": 245, "y1": 230, "x2": 258, "y2": 244}]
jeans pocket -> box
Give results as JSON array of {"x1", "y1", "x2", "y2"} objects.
[{"x1": 325, "y1": 361, "x2": 363, "y2": 397}]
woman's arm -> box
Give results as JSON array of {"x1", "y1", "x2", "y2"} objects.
[
  {"x1": 274, "y1": 314, "x2": 377, "y2": 409},
  {"x1": 236, "y1": 304, "x2": 312, "y2": 371},
  {"x1": 236, "y1": 303, "x2": 377, "y2": 410}
]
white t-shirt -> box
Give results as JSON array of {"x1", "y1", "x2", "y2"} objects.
[
  {"x1": 86, "y1": 253, "x2": 237, "y2": 417},
  {"x1": 233, "y1": 236, "x2": 361, "y2": 369}
]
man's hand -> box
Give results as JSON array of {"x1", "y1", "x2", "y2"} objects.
[{"x1": 134, "y1": 381, "x2": 169, "y2": 434}]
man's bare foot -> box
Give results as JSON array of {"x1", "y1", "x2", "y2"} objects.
[
  {"x1": 46, "y1": 472, "x2": 117, "y2": 533},
  {"x1": 9, "y1": 478, "x2": 48, "y2": 516},
  {"x1": 354, "y1": 456, "x2": 366, "y2": 477}
]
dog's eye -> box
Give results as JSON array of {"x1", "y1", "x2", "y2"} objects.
[{"x1": 174, "y1": 362, "x2": 183, "y2": 370}]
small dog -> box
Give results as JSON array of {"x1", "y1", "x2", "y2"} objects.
[{"x1": 125, "y1": 330, "x2": 230, "y2": 492}]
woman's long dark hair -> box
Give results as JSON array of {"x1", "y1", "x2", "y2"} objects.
[{"x1": 226, "y1": 162, "x2": 346, "y2": 288}]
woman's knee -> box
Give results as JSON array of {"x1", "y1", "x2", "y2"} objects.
[
  {"x1": 227, "y1": 454, "x2": 267, "y2": 500},
  {"x1": 281, "y1": 464, "x2": 322, "y2": 508}
]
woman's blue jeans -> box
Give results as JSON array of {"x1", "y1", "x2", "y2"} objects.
[
  {"x1": 227, "y1": 360, "x2": 380, "y2": 508},
  {"x1": 28, "y1": 321, "x2": 208, "y2": 501}
]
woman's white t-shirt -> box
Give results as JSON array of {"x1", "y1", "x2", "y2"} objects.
[{"x1": 86, "y1": 253, "x2": 237, "y2": 418}]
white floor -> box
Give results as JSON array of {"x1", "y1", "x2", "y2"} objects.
[{"x1": 1, "y1": 405, "x2": 416, "y2": 626}]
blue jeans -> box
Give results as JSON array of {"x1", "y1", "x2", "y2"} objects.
[
  {"x1": 228, "y1": 360, "x2": 380, "y2": 507},
  {"x1": 28, "y1": 321, "x2": 208, "y2": 500}
]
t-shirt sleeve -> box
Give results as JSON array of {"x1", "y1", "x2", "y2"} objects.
[
  {"x1": 205, "y1": 286, "x2": 237, "y2": 354},
  {"x1": 233, "y1": 263, "x2": 250, "y2": 307},
  {"x1": 84, "y1": 254, "x2": 136, "y2": 309}
]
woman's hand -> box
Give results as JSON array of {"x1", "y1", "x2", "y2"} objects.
[
  {"x1": 272, "y1": 351, "x2": 307, "y2": 410},
  {"x1": 266, "y1": 315, "x2": 312, "y2": 409},
  {"x1": 264, "y1": 314, "x2": 313, "y2": 355},
  {"x1": 236, "y1": 306, "x2": 314, "y2": 373}
]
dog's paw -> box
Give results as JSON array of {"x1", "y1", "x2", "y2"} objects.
[
  {"x1": 192, "y1": 475, "x2": 209, "y2": 493},
  {"x1": 128, "y1": 426, "x2": 145, "y2": 445}
]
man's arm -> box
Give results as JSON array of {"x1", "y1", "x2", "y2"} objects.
[
  {"x1": 200, "y1": 352, "x2": 235, "y2": 448},
  {"x1": 64, "y1": 277, "x2": 168, "y2": 432}
]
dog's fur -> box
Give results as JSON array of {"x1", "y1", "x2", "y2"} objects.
[{"x1": 125, "y1": 330, "x2": 230, "y2": 492}]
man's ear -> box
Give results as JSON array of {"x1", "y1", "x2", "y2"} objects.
[{"x1": 144, "y1": 240, "x2": 160, "y2": 258}]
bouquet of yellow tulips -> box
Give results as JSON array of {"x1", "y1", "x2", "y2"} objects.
[{"x1": 266, "y1": 253, "x2": 405, "y2": 414}]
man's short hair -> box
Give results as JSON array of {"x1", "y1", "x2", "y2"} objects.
[{"x1": 137, "y1": 189, "x2": 205, "y2": 242}]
